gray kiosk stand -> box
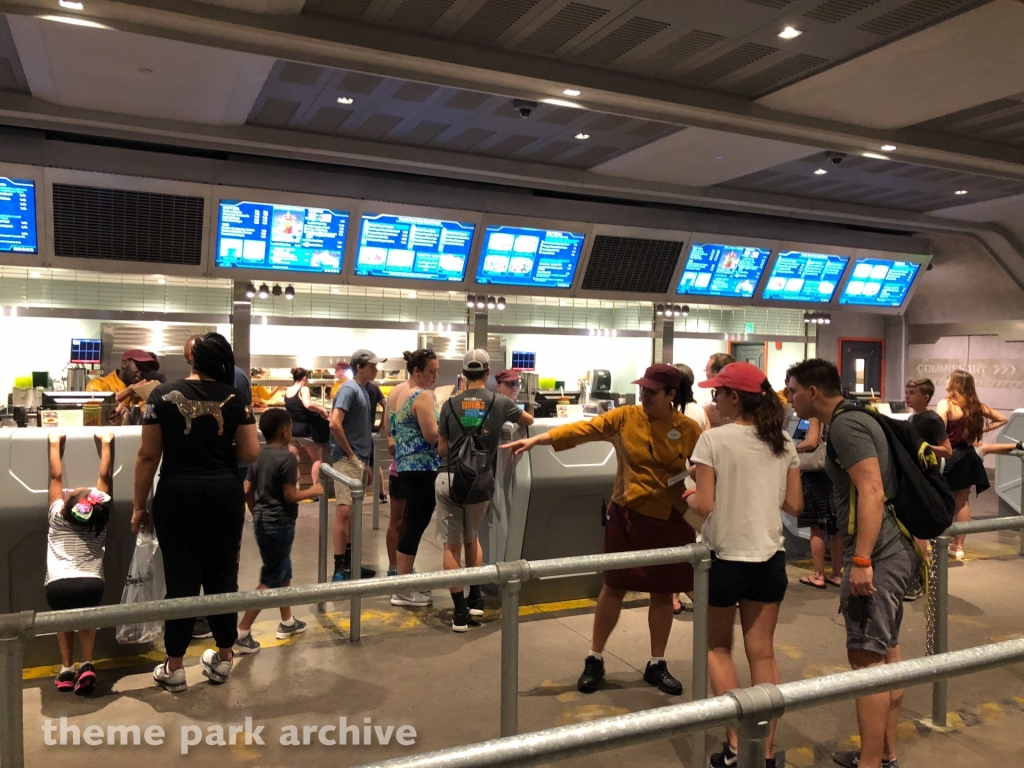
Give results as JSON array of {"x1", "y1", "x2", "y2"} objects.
[
  {"x1": 0, "y1": 427, "x2": 146, "y2": 666},
  {"x1": 481, "y1": 417, "x2": 616, "y2": 606}
]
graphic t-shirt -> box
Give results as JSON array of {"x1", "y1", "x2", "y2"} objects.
[
  {"x1": 439, "y1": 389, "x2": 523, "y2": 472},
  {"x1": 247, "y1": 445, "x2": 299, "y2": 524}
]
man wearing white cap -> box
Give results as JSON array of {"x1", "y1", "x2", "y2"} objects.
[{"x1": 328, "y1": 349, "x2": 385, "y2": 581}]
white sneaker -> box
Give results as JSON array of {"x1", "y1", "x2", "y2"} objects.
[
  {"x1": 201, "y1": 649, "x2": 232, "y2": 684},
  {"x1": 390, "y1": 591, "x2": 432, "y2": 607},
  {"x1": 153, "y1": 660, "x2": 186, "y2": 693}
]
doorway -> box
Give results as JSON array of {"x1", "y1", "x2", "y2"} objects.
[
  {"x1": 729, "y1": 342, "x2": 767, "y2": 373},
  {"x1": 839, "y1": 338, "x2": 884, "y2": 397}
]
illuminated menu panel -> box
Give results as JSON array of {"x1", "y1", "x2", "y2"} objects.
[
  {"x1": 762, "y1": 251, "x2": 849, "y2": 303},
  {"x1": 476, "y1": 226, "x2": 585, "y2": 289},
  {"x1": 216, "y1": 200, "x2": 348, "y2": 273},
  {"x1": 356, "y1": 213, "x2": 475, "y2": 282},
  {"x1": 839, "y1": 258, "x2": 921, "y2": 307},
  {"x1": 0, "y1": 177, "x2": 37, "y2": 254},
  {"x1": 676, "y1": 242, "x2": 771, "y2": 298}
]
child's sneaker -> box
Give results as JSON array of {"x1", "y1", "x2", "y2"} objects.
[
  {"x1": 233, "y1": 632, "x2": 261, "y2": 655},
  {"x1": 276, "y1": 618, "x2": 307, "y2": 640},
  {"x1": 55, "y1": 667, "x2": 76, "y2": 692},
  {"x1": 467, "y1": 596, "x2": 485, "y2": 617},
  {"x1": 153, "y1": 660, "x2": 186, "y2": 693},
  {"x1": 200, "y1": 649, "x2": 232, "y2": 684},
  {"x1": 74, "y1": 662, "x2": 97, "y2": 695},
  {"x1": 387, "y1": 566, "x2": 399, "y2": 577}
]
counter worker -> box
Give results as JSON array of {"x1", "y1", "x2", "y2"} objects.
[
  {"x1": 504, "y1": 364, "x2": 701, "y2": 696},
  {"x1": 494, "y1": 370, "x2": 522, "y2": 401},
  {"x1": 86, "y1": 349, "x2": 158, "y2": 405}
]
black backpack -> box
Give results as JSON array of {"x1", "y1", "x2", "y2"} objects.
[
  {"x1": 827, "y1": 403, "x2": 955, "y2": 540},
  {"x1": 444, "y1": 393, "x2": 496, "y2": 506}
]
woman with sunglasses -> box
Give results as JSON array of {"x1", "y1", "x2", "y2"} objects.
[
  {"x1": 686, "y1": 362, "x2": 803, "y2": 768},
  {"x1": 504, "y1": 364, "x2": 702, "y2": 696}
]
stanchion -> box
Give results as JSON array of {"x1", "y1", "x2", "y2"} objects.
[
  {"x1": 317, "y1": 490, "x2": 329, "y2": 614},
  {"x1": 0, "y1": 612, "x2": 32, "y2": 768},
  {"x1": 690, "y1": 551, "x2": 712, "y2": 768},
  {"x1": 736, "y1": 719, "x2": 769, "y2": 768},
  {"x1": 931, "y1": 535, "x2": 950, "y2": 726},
  {"x1": 500, "y1": 571, "x2": 523, "y2": 737},
  {"x1": 350, "y1": 486, "x2": 364, "y2": 643},
  {"x1": 372, "y1": 457, "x2": 380, "y2": 532}
]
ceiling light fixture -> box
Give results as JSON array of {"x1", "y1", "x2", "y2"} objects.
[
  {"x1": 476, "y1": 297, "x2": 486, "y2": 309},
  {"x1": 284, "y1": 285, "x2": 295, "y2": 300},
  {"x1": 408, "y1": 290, "x2": 417, "y2": 299},
  {"x1": 258, "y1": 283, "x2": 269, "y2": 299},
  {"x1": 681, "y1": 305, "x2": 690, "y2": 317},
  {"x1": 655, "y1": 304, "x2": 665, "y2": 317},
  {"x1": 38, "y1": 14, "x2": 110, "y2": 28},
  {"x1": 467, "y1": 294, "x2": 476, "y2": 308},
  {"x1": 541, "y1": 98, "x2": 582, "y2": 109},
  {"x1": 814, "y1": 168, "x2": 828, "y2": 175},
  {"x1": 955, "y1": 189, "x2": 968, "y2": 195},
  {"x1": 29, "y1": 271, "x2": 40, "y2": 279},
  {"x1": 496, "y1": 296, "x2": 506, "y2": 310},
  {"x1": 715, "y1": 155, "x2": 724, "y2": 160},
  {"x1": 486, "y1": 296, "x2": 497, "y2": 310},
  {"x1": 880, "y1": 144, "x2": 897, "y2": 152},
  {"x1": 562, "y1": 88, "x2": 581, "y2": 97},
  {"x1": 778, "y1": 26, "x2": 802, "y2": 39},
  {"x1": 337, "y1": 96, "x2": 354, "y2": 105},
  {"x1": 862, "y1": 152, "x2": 890, "y2": 160},
  {"x1": 245, "y1": 282, "x2": 256, "y2": 299},
  {"x1": 575, "y1": 133, "x2": 590, "y2": 140},
  {"x1": 156, "y1": 276, "x2": 166, "y2": 285},
  {"x1": 272, "y1": 284, "x2": 283, "y2": 297},
  {"x1": 59, "y1": 0, "x2": 84, "y2": 9}
]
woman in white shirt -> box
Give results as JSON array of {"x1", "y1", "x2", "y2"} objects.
[{"x1": 687, "y1": 362, "x2": 803, "y2": 768}]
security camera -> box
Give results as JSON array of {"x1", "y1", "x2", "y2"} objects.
[
  {"x1": 825, "y1": 151, "x2": 847, "y2": 166},
  {"x1": 512, "y1": 99, "x2": 536, "y2": 119}
]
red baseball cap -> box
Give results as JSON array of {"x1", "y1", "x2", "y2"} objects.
[
  {"x1": 121, "y1": 349, "x2": 156, "y2": 364},
  {"x1": 698, "y1": 361, "x2": 767, "y2": 393},
  {"x1": 494, "y1": 370, "x2": 520, "y2": 385},
  {"x1": 633, "y1": 364, "x2": 683, "y2": 391}
]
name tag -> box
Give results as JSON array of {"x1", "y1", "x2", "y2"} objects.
[{"x1": 667, "y1": 429, "x2": 681, "y2": 440}]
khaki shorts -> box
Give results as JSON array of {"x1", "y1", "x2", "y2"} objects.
[
  {"x1": 435, "y1": 473, "x2": 489, "y2": 545},
  {"x1": 333, "y1": 455, "x2": 365, "y2": 506}
]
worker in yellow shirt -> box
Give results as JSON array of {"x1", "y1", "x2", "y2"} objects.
[{"x1": 86, "y1": 349, "x2": 159, "y2": 402}]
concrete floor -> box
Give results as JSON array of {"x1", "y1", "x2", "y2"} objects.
[{"x1": 17, "y1": 491, "x2": 1024, "y2": 767}]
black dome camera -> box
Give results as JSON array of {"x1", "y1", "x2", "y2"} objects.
[
  {"x1": 825, "y1": 151, "x2": 847, "y2": 166},
  {"x1": 512, "y1": 99, "x2": 536, "y2": 119}
]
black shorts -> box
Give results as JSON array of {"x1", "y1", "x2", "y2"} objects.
[
  {"x1": 708, "y1": 551, "x2": 788, "y2": 607},
  {"x1": 46, "y1": 577, "x2": 105, "y2": 611},
  {"x1": 388, "y1": 472, "x2": 406, "y2": 500}
]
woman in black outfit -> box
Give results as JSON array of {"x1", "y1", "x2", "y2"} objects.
[
  {"x1": 285, "y1": 367, "x2": 330, "y2": 491},
  {"x1": 132, "y1": 332, "x2": 260, "y2": 693}
]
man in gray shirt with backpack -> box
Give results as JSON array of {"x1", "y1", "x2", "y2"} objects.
[{"x1": 436, "y1": 350, "x2": 533, "y2": 632}]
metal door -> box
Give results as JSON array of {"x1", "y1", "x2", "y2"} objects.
[
  {"x1": 730, "y1": 342, "x2": 766, "y2": 372},
  {"x1": 840, "y1": 339, "x2": 884, "y2": 396}
]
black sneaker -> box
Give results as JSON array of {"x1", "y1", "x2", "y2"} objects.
[
  {"x1": 642, "y1": 660, "x2": 683, "y2": 695},
  {"x1": 191, "y1": 617, "x2": 213, "y2": 639},
  {"x1": 467, "y1": 596, "x2": 485, "y2": 617},
  {"x1": 452, "y1": 608, "x2": 480, "y2": 633},
  {"x1": 577, "y1": 656, "x2": 605, "y2": 693},
  {"x1": 833, "y1": 752, "x2": 899, "y2": 768},
  {"x1": 710, "y1": 742, "x2": 737, "y2": 768},
  {"x1": 73, "y1": 662, "x2": 96, "y2": 696}
]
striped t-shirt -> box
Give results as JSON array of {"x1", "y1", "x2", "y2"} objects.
[{"x1": 46, "y1": 496, "x2": 105, "y2": 585}]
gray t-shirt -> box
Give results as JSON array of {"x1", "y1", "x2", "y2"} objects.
[
  {"x1": 247, "y1": 445, "x2": 299, "y2": 524},
  {"x1": 330, "y1": 379, "x2": 372, "y2": 463},
  {"x1": 825, "y1": 405, "x2": 909, "y2": 562},
  {"x1": 439, "y1": 388, "x2": 523, "y2": 472}
]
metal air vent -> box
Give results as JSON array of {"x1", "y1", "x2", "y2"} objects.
[
  {"x1": 517, "y1": 2, "x2": 608, "y2": 55},
  {"x1": 744, "y1": 0, "x2": 798, "y2": 7},
  {"x1": 731, "y1": 53, "x2": 828, "y2": 96},
  {"x1": 306, "y1": 0, "x2": 374, "y2": 19},
  {"x1": 388, "y1": 0, "x2": 456, "y2": 30},
  {"x1": 573, "y1": 17, "x2": 671, "y2": 66},
  {"x1": 454, "y1": 0, "x2": 542, "y2": 43},
  {"x1": 278, "y1": 62, "x2": 324, "y2": 86},
  {"x1": 52, "y1": 184, "x2": 204, "y2": 265},
  {"x1": 858, "y1": 0, "x2": 972, "y2": 36},
  {"x1": 683, "y1": 42, "x2": 778, "y2": 86},
  {"x1": 643, "y1": 30, "x2": 726, "y2": 72},
  {"x1": 804, "y1": 0, "x2": 881, "y2": 23},
  {"x1": 580, "y1": 236, "x2": 683, "y2": 294}
]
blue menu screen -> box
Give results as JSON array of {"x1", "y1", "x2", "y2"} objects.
[
  {"x1": 356, "y1": 213, "x2": 475, "y2": 282},
  {"x1": 476, "y1": 226, "x2": 585, "y2": 289},
  {"x1": 0, "y1": 177, "x2": 37, "y2": 254},
  {"x1": 762, "y1": 251, "x2": 849, "y2": 303},
  {"x1": 839, "y1": 258, "x2": 921, "y2": 307},
  {"x1": 216, "y1": 200, "x2": 348, "y2": 273},
  {"x1": 676, "y1": 242, "x2": 771, "y2": 298}
]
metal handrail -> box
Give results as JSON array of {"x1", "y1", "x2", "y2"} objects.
[
  {"x1": 317, "y1": 464, "x2": 366, "y2": 634},
  {"x1": 361, "y1": 638, "x2": 1024, "y2": 768}
]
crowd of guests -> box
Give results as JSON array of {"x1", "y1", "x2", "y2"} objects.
[{"x1": 43, "y1": 334, "x2": 1021, "y2": 768}]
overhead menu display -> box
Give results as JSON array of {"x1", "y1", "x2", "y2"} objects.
[
  {"x1": 676, "y1": 242, "x2": 771, "y2": 298},
  {"x1": 356, "y1": 213, "x2": 475, "y2": 282},
  {"x1": 216, "y1": 200, "x2": 348, "y2": 274},
  {"x1": 476, "y1": 226, "x2": 585, "y2": 289},
  {"x1": 762, "y1": 251, "x2": 849, "y2": 303},
  {"x1": 839, "y1": 258, "x2": 921, "y2": 307},
  {"x1": 0, "y1": 177, "x2": 37, "y2": 254}
]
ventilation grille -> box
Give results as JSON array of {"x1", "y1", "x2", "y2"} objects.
[
  {"x1": 804, "y1": 0, "x2": 881, "y2": 23},
  {"x1": 517, "y1": 2, "x2": 608, "y2": 55},
  {"x1": 684, "y1": 42, "x2": 778, "y2": 85},
  {"x1": 643, "y1": 30, "x2": 727, "y2": 72},
  {"x1": 454, "y1": 0, "x2": 542, "y2": 43},
  {"x1": 731, "y1": 53, "x2": 828, "y2": 96},
  {"x1": 744, "y1": 0, "x2": 799, "y2": 7},
  {"x1": 305, "y1": 0, "x2": 374, "y2": 19},
  {"x1": 52, "y1": 184, "x2": 205, "y2": 265},
  {"x1": 574, "y1": 17, "x2": 670, "y2": 66},
  {"x1": 581, "y1": 236, "x2": 682, "y2": 294},
  {"x1": 388, "y1": 0, "x2": 456, "y2": 30},
  {"x1": 858, "y1": 0, "x2": 971, "y2": 36}
]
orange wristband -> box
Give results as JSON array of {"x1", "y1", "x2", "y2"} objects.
[{"x1": 852, "y1": 556, "x2": 872, "y2": 568}]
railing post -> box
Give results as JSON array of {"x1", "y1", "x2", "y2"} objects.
[
  {"x1": 728, "y1": 684, "x2": 784, "y2": 768},
  {"x1": 1019, "y1": 458, "x2": 1024, "y2": 556},
  {"x1": 350, "y1": 484, "x2": 364, "y2": 643},
  {"x1": 931, "y1": 534, "x2": 950, "y2": 726},
  {"x1": 317, "y1": 475, "x2": 329, "y2": 613},
  {"x1": 735, "y1": 719, "x2": 769, "y2": 768},
  {"x1": 690, "y1": 547, "x2": 711, "y2": 768},
  {"x1": 372, "y1": 451, "x2": 381, "y2": 532},
  {"x1": 0, "y1": 611, "x2": 33, "y2": 768},
  {"x1": 498, "y1": 560, "x2": 527, "y2": 738}
]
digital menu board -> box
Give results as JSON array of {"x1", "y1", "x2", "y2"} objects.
[
  {"x1": 762, "y1": 251, "x2": 849, "y2": 303},
  {"x1": 476, "y1": 226, "x2": 585, "y2": 289},
  {"x1": 216, "y1": 200, "x2": 348, "y2": 274},
  {"x1": 356, "y1": 213, "x2": 475, "y2": 282},
  {"x1": 839, "y1": 258, "x2": 921, "y2": 307},
  {"x1": 0, "y1": 177, "x2": 37, "y2": 254},
  {"x1": 676, "y1": 242, "x2": 771, "y2": 298}
]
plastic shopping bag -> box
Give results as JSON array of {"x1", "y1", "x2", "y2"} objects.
[{"x1": 115, "y1": 529, "x2": 165, "y2": 645}]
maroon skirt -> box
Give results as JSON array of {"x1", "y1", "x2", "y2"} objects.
[{"x1": 604, "y1": 502, "x2": 696, "y2": 594}]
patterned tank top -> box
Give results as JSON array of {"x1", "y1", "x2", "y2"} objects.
[{"x1": 393, "y1": 389, "x2": 440, "y2": 472}]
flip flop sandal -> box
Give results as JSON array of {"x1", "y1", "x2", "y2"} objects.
[
  {"x1": 826, "y1": 576, "x2": 843, "y2": 587},
  {"x1": 799, "y1": 576, "x2": 827, "y2": 590}
]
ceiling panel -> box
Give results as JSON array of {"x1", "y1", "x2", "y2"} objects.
[
  {"x1": 913, "y1": 91, "x2": 1024, "y2": 146},
  {"x1": 0, "y1": 15, "x2": 27, "y2": 94}
]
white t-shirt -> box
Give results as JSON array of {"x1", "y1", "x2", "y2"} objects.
[
  {"x1": 690, "y1": 424, "x2": 799, "y2": 562},
  {"x1": 46, "y1": 495, "x2": 106, "y2": 585},
  {"x1": 684, "y1": 402, "x2": 707, "y2": 432}
]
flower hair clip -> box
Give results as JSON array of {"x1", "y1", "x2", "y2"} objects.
[{"x1": 71, "y1": 488, "x2": 111, "y2": 523}]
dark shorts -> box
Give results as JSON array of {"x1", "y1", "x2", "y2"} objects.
[
  {"x1": 253, "y1": 517, "x2": 295, "y2": 589},
  {"x1": 944, "y1": 444, "x2": 990, "y2": 494},
  {"x1": 46, "y1": 577, "x2": 105, "y2": 611},
  {"x1": 388, "y1": 472, "x2": 406, "y2": 500},
  {"x1": 604, "y1": 502, "x2": 695, "y2": 594},
  {"x1": 708, "y1": 551, "x2": 788, "y2": 607},
  {"x1": 839, "y1": 542, "x2": 918, "y2": 656}
]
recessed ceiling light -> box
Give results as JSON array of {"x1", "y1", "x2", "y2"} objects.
[
  {"x1": 778, "y1": 26, "x2": 802, "y2": 39},
  {"x1": 715, "y1": 155, "x2": 724, "y2": 160},
  {"x1": 337, "y1": 96, "x2": 354, "y2": 105},
  {"x1": 541, "y1": 98, "x2": 582, "y2": 109},
  {"x1": 39, "y1": 14, "x2": 109, "y2": 28},
  {"x1": 880, "y1": 144, "x2": 896, "y2": 152},
  {"x1": 331, "y1": 287, "x2": 340, "y2": 294},
  {"x1": 575, "y1": 133, "x2": 590, "y2": 140},
  {"x1": 563, "y1": 88, "x2": 581, "y2": 97},
  {"x1": 29, "y1": 271, "x2": 40, "y2": 278},
  {"x1": 814, "y1": 168, "x2": 828, "y2": 175},
  {"x1": 955, "y1": 189, "x2": 968, "y2": 195},
  {"x1": 156, "y1": 275, "x2": 165, "y2": 284},
  {"x1": 862, "y1": 152, "x2": 890, "y2": 160},
  {"x1": 59, "y1": 0, "x2": 84, "y2": 9}
]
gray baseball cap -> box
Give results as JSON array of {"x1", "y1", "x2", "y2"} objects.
[
  {"x1": 462, "y1": 349, "x2": 490, "y2": 372},
  {"x1": 351, "y1": 349, "x2": 386, "y2": 366}
]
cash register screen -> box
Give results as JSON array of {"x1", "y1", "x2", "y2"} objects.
[{"x1": 71, "y1": 339, "x2": 102, "y2": 364}]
